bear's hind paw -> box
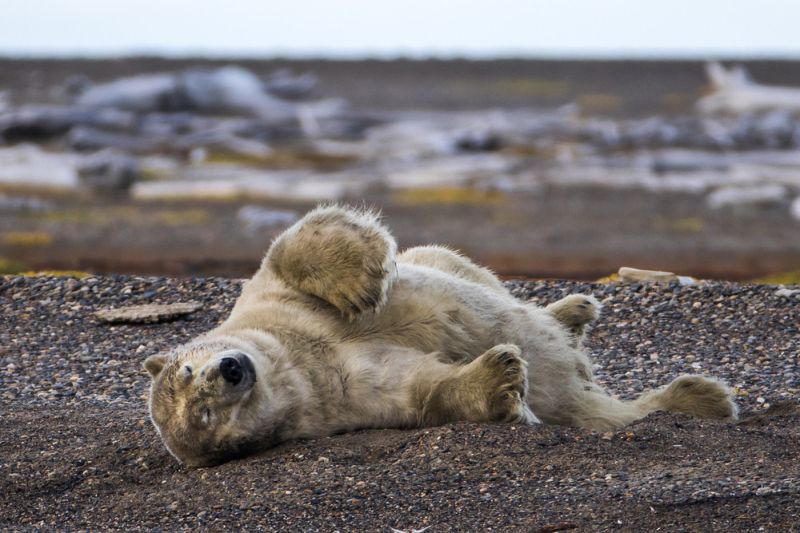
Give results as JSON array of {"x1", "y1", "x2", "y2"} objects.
[{"x1": 474, "y1": 344, "x2": 538, "y2": 424}]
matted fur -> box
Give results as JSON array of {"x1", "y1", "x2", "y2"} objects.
[{"x1": 144, "y1": 205, "x2": 738, "y2": 467}]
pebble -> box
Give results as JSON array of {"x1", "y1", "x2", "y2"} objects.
[{"x1": 775, "y1": 288, "x2": 800, "y2": 299}]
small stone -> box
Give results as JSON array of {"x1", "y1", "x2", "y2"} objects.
[
  {"x1": 618, "y1": 267, "x2": 678, "y2": 284},
  {"x1": 95, "y1": 302, "x2": 202, "y2": 324},
  {"x1": 775, "y1": 288, "x2": 800, "y2": 299}
]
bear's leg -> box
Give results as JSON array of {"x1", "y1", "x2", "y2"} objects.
[
  {"x1": 552, "y1": 375, "x2": 738, "y2": 431},
  {"x1": 263, "y1": 205, "x2": 397, "y2": 321},
  {"x1": 397, "y1": 245, "x2": 507, "y2": 294},
  {"x1": 416, "y1": 344, "x2": 539, "y2": 426},
  {"x1": 545, "y1": 294, "x2": 601, "y2": 348}
]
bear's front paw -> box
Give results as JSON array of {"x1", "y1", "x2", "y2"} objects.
[
  {"x1": 266, "y1": 205, "x2": 398, "y2": 321},
  {"x1": 546, "y1": 294, "x2": 601, "y2": 328}
]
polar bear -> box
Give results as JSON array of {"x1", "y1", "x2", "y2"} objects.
[{"x1": 144, "y1": 205, "x2": 737, "y2": 467}]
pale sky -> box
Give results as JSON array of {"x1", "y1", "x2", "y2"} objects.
[{"x1": 2, "y1": 0, "x2": 800, "y2": 58}]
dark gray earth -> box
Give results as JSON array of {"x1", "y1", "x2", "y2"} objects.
[{"x1": 1, "y1": 275, "x2": 798, "y2": 531}]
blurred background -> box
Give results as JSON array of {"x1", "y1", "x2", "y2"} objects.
[{"x1": 1, "y1": 0, "x2": 799, "y2": 281}]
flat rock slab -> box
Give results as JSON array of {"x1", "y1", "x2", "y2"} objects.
[
  {"x1": 95, "y1": 302, "x2": 202, "y2": 323},
  {"x1": 1, "y1": 275, "x2": 798, "y2": 530}
]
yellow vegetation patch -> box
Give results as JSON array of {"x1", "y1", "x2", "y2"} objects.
[
  {"x1": 0, "y1": 257, "x2": 27, "y2": 275},
  {"x1": 661, "y1": 92, "x2": 692, "y2": 113},
  {"x1": 134, "y1": 190, "x2": 247, "y2": 202},
  {"x1": 0, "y1": 184, "x2": 77, "y2": 199},
  {"x1": 30, "y1": 207, "x2": 140, "y2": 225},
  {"x1": 32, "y1": 206, "x2": 211, "y2": 226},
  {"x1": 492, "y1": 78, "x2": 571, "y2": 98},
  {"x1": 750, "y1": 270, "x2": 800, "y2": 285},
  {"x1": 577, "y1": 93, "x2": 623, "y2": 114},
  {"x1": 138, "y1": 167, "x2": 178, "y2": 182},
  {"x1": 671, "y1": 217, "x2": 705, "y2": 233},
  {"x1": 30, "y1": 210, "x2": 92, "y2": 224},
  {"x1": 656, "y1": 216, "x2": 705, "y2": 234},
  {"x1": 153, "y1": 208, "x2": 210, "y2": 226},
  {"x1": 595, "y1": 273, "x2": 620, "y2": 283},
  {"x1": 2, "y1": 231, "x2": 54, "y2": 247},
  {"x1": 392, "y1": 187, "x2": 507, "y2": 206},
  {"x1": 205, "y1": 150, "x2": 358, "y2": 170},
  {"x1": 203, "y1": 152, "x2": 275, "y2": 166},
  {"x1": 21, "y1": 270, "x2": 92, "y2": 278}
]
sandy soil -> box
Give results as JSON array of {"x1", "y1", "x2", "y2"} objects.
[{"x1": 1, "y1": 276, "x2": 798, "y2": 531}]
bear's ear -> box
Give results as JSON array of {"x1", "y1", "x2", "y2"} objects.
[{"x1": 144, "y1": 354, "x2": 167, "y2": 378}]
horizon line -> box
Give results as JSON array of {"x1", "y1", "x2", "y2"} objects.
[{"x1": 4, "y1": 48, "x2": 800, "y2": 62}]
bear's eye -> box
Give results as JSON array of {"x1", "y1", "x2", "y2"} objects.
[{"x1": 181, "y1": 366, "x2": 193, "y2": 384}]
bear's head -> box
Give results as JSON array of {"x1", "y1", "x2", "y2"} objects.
[{"x1": 143, "y1": 334, "x2": 285, "y2": 467}]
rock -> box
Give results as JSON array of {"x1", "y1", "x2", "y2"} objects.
[
  {"x1": 171, "y1": 130, "x2": 272, "y2": 159},
  {"x1": 237, "y1": 206, "x2": 298, "y2": 233},
  {"x1": 75, "y1": 66, "x2": 302, "y2": 123},
  {"x1": 70, "y1": 125, "x2": 272, "y2": 159},
  {"x1": 0, "y1": 194, "x2": 51, "y2": 212},
  {"x1": 77, "y1": 149, "x2": 140, "y2": 196},
  {"x1": 76, "y1": 73, "x2": 183, "y2": 113},
  {"x1": 0, "y1": 105, "x2": 135, "y2": 143},
  {"x1": 94, "y1": 302, "x2": 202, "y2": 324},
  {"x1": 697, "y1": 62, "x2": 800, "y2": 115},
  {"x1": 263, "y1": 69, "x2": 318, "y2": 100},
  {"x1": 775, "y1": 288, "x2": 800, "y2": 299},
  {"x1": 791, "y1": 196, "x2": 800, "y2": 221},
  {"x1": 0, "y1": 144, "x2": 81, "y2": 189},
  {"x1": 618, "y1": 267, "x2": 678, "y2": 284},
  {"x1": 706, "y1": 184, "x2": 787, "y2": 210},
  {"x1": 454, "y1": 130, "x2": 503, "y2": 152}
]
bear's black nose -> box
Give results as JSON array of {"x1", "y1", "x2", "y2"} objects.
[{"x1": 219, "y1": 357, "x2": 243, "y2": 385}]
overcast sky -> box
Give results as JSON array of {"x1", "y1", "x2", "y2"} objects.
[{"x1": 2, "y1": 0, "x2": 800, "y2": 58}]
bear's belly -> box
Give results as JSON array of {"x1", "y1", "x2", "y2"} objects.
[{"x1": 343, "y1": 264, "x2": 523, "y2": 362}]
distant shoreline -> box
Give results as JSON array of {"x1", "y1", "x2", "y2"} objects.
[{"x1": 4, "y1": 54, "x2": 800, "y2": 62}]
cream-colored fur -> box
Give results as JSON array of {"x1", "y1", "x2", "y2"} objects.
[{"x1": 144, "y1": 205, "x2": 738, "y2": 467}]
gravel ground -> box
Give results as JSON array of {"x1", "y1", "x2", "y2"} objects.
[{"x1": 1, "y1": 275, "x2": 798, "y2": 531}]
